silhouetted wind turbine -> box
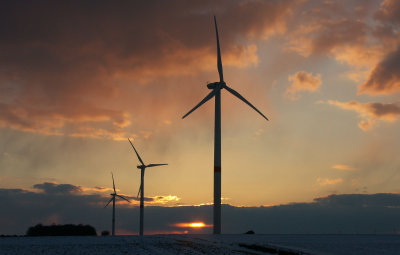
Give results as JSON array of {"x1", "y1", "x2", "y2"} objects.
[
  {"x1": 104, "y1": 172, "x2": 130, "y2": 236},
  {"x1": 128, "y1": 138, "x2": 167, "y2": 236},
  {"x1": 182, "y1": 16, "x2": 269, "y2": 234}
]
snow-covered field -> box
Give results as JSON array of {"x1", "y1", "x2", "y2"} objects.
[{"x1": 0, "y1": 234, "x2": 399, "y2": 255}]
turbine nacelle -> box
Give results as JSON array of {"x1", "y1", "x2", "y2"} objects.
[
  {"x1": 137, "y1": 165, "x2": 145, "y2": 169},
  {"x1": 207, "y1": 81, "x2": 225, "y2": 90}
]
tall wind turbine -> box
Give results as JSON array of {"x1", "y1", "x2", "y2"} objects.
[
  {"x1": 128, "y1": 138, "x2": 168, "y2": 236},
  {"x1": 182, "y1": 16, "x2": 269, "y2": 234},
  {"x1": 104, "y1": 172, "x2": 131, "y2": 236}
]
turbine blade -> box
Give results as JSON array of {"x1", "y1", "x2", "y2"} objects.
[
  {"x1": 137, "y1": 183, "x2": 142, "y2": 198},
  {"x1": 182, "y1": 89, "x2": 216, "y2": 119},
  {"x1": 116, "y1": 194, "x2": 131, "y2": 203},
  {"x1": 146, "y1": 164, "x2": 168, "y2": 168},
  {"x1": 224, "y1": 85, "x2": 269, "y2": 121},
  {"x1": 128, "y1": 138, "x2": 144, "y2": 165},
  {"x1": 214, "y1": 16, "x2": 224, "y2": 82},
  {"x1": 111, "y1": 172, "x2": 116, "y2": 193},
  {"x1": 104, "y1": 197, "x2": 114, "y2": 208}
]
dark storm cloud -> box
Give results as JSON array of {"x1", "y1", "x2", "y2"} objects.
[
  {"x1": 1, "y1": 183, "x2": 400, "y2": 235},
  {"x1": 0, "y1": 0, "x2": 298, "y2": 138}
]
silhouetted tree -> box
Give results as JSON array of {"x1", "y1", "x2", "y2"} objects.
[{"x1": 26, "y1": 224, "x2": 97, "y2": 236}]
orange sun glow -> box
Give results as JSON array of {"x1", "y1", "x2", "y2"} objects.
[{"x1": 171, "y1": 222, "x2": 212, "y2": 228}]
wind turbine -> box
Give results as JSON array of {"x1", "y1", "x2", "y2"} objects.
[
  {"x1": 128, "y1": 138, "x2": 168, "y2": 236},
  {"x1": 104, "y1": 172, "x2": 131, "y2": 236},
  {"x1": 182, "y1": 16, "x2": 269, "y2": 234}
]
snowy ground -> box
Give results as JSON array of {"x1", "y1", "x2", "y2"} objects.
[{"x1": 0, "y1": 234, "x2": 399, "y2": 255}]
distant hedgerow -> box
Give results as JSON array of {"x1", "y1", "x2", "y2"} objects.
[{"x1": 26, "y1": 224, "x2": 97, "y2": 236}]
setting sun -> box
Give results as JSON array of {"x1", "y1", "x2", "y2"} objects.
[
  {"x1": 189, "y1": 222, "x2": 205, "y2": 228},
  {"x1": 171, "y1": 222, "x2": 212, "y2": 228}
]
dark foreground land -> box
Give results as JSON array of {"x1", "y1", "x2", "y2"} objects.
[{"x1": 0, "y1": 234, "x2": 399, "y2": 255}]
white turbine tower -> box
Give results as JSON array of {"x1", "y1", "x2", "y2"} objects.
[
  {"x1": 104, "y1": 172, "x2": 131, "y2": 236},
  {"x1": 128, "y1": 138, "x2": 168, "y2": 236},
  {"x1": 182, "y1": 16, "x2": 269, "y2": 234}
]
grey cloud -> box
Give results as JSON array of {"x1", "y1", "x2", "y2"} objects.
[
  {"x1": 1, "y1": 184, "x2": 400, "y2": 235},
  {"x1": 359, "y1": 45, "x2": 400, "y2": 94},
  {"x1": 33, "y1": 182, "x2": 82, "y2": 195}
]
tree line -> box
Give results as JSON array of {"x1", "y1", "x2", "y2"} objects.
[{"x1": 26, "y1": 224, "x2": 97, "y2": 236}]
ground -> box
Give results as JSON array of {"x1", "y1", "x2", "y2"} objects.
[{"x1": 0, "y1": 234, "x2": 399, "y2": 254}]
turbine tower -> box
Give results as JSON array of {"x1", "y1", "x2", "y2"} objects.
[
  {"x1": 182, "y1": 16, "x2": 269, "y2": 234},
  {"x1": 104, "y1": 172, "x2": 131, "y2": 236},
  {"x1": 128, "y1": 138, "x2": 168, "y2": 236}
]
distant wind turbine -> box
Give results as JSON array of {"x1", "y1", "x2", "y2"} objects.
[
  {"x1": 182, "y1": 16, "x2": 269, "y2": 234},
  {"x1": 104, "y1": 172, "x2": 131, "y2": 236},
  {"x1": 128, "y1": 138, "x2": 168, "y2": 236}
]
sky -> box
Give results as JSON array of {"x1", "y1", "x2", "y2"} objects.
[{"x1": 1, "y1": 0, "x2": 400, "y2": 234}]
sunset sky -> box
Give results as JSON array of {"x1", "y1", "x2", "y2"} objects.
[{"x1": 1, "y1": 0, "x2": 400, "y2": 234}]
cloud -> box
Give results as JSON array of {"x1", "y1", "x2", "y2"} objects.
[
  {"x1": 91, "y1": 186, "x2": 114, "y2": 192},
  {"x1": 30, "y1": 181, "x2": 180, "y2": 205},
  {"x1": 327, "y1": 100, "x2": 400, "y2": 130},
  {"x1": 332, "y1": 164, "x2": 357, "y2": 171},
  {"x1": 317, "y1": 178, "x2": 343, "y2": 186},
  {"x1": 286, "y1": 71, "x2": 322, "y2": 100},
  {"x1": 33, "y1": 182, "x2": 82, "y2": 195},
  {"x1": 313, "y1": 193, "x2": 400, "y2": 207},
  {"x1": 358, "y1": 45, "x2": 400, "y2": 95},
  {"x1": 1, "y1": 186, "x2": 400, "y2": 235},
  {"x1": 287, "y1": 18, "x2": 369, "y2": 59},
  {"x1": 285, "y1": 0, "x2": 400, "y2": 94},
  {"x1": 148, "y1": 195, "x2": 181, "y2": 205},
  {"x1": 285, "y1": 1, "x2": 379, "y2": 62},
  {"x1": 374, "y1": 0, "x2": 400, "y2": 25},
  {"x1": 0, "y1": 0, "x2": 298, "y2": 139}
]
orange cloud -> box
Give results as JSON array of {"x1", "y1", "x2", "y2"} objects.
[
  {"x1": 0, "y1": 1, "x2": 298, "y2": 139},
  {"x1": 327, "y1": 100, "x2": 400, "y2": 130},
  {"x1": 0, "y1": 99, "x2": 132, "y2": 140},
  {"x1": 375, "y1": 0, "x2": 400, "y2": 25},
  {"x1": 358, "y1": 46, "x2": 400, "y2": 95},
  {"x1": 119, "y1": 195, "x2": 181, "y2": 207},
  {"x1": 286, "y1": 18, "x2": 368, "y2": 58},
  {"x1": 149, "y1": 195, "x2": 181, "y2": 205},
  {"x1": 285, "y1": 0, "x2": 400, "y2": 94},
  {"x1": 332, "y1": 164, "x2": 357, "y2": 171},
  {"x1": 317, "y1": 178, "x2": 343, "y2": 186},
  {"x1": 81, "y1": 186, "x2": 114, "y2": 193},
  {"x1": 286, "y1": 71, "x2": 322, "y2": 100}
]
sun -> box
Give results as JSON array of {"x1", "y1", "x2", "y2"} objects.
[
  {"x1": 188, "y1": 222, "x2": 205, "y2": 228},
  {"x1": 171, "y1": 222, "x2": 212, "y2": 228}
]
